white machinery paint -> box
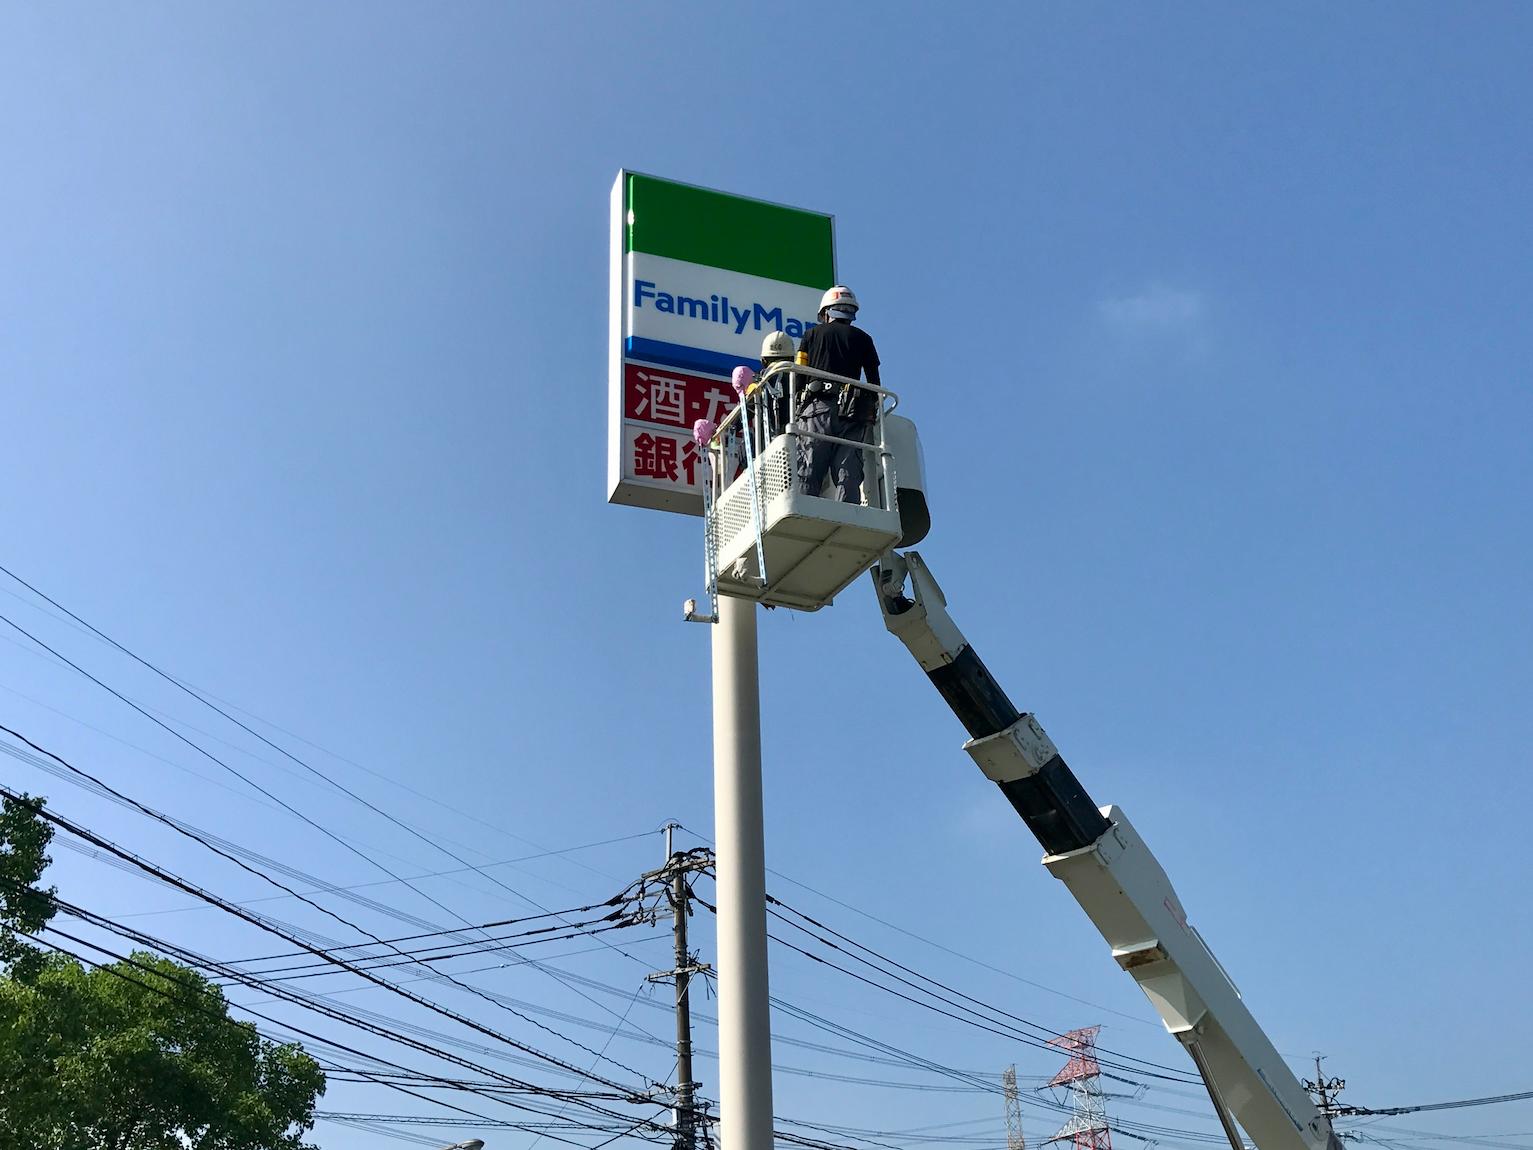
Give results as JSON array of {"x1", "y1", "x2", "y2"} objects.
[
  {"x1": 1044, "y1": 808, "x2": 1338, "y2": 1150},
  {"x1": 874, "y1": 549, "x2": 1343, "y2": 1150},
  {"x1": 692, "y1": 363, "x2": 906, "y2": 615}
]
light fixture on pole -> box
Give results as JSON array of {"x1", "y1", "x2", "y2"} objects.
[{"x1": 437, "y1": 1141, "x2": 485, "y2": 1150}]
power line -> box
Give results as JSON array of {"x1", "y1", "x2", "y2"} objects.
[
  {"x1": 1341, "y1": 1124, "x2": 1533, "y2": 1150},
  {"x1": 529, "y1": 979, "x2": 660, "y2": 1150},
  {"x1": 0, "y1": 577, "x2": 665, "y2": 1022},
  {"x1": 0, "y1": 771, "x2": 657, "y2": 1094},
  {"x1": 0, "y1": 612, "x2": 496, "y2": 900},
  {"x1": 754, "y1": 958, "x2": 1227, "y2": 1148},
  {"x1": 232, "y1": 897, "x2": 634, "y2": 967},
  {"x1": 0, "y1": 611, "x2": 629, "y2": 1023},
  {"x1": 0, "y1": 673, "x2": 614, "y2": 909},
  {"x1": 37, "y1": 919, "x2": 676, "y2": 1148},
  {"x1": 3, "y1": 565, "x2": 636, "y2": 892},
  {"x1": 14, "y1": 734, "x2": 676, "y2": 1058},
  {"x1": 271, "y1": 859, "x2": 1231, "y2": 1150},
  {"x1": 236, "y1": 948, "x2": 675, "y2": 1072},
  {"x1": 35, "y1": 900, "x2": 634, "y2": 1108},
  {"x1": 40, "y1": 769, "x2": 1219, "y2": 1150},
  {"x1": 767, "y1": 992, "x2": 1039, "y2": 1103},
  {"x1": 115, "y1": 830, "x2": 658, "y2": 920},
  {"x1": 4, "y1": 731, "x2": 492, "y2": 938},
  {"x1": 13, "y1": 733, "x2": 650, "y2": 980},
  {"x1": 0, "y1": 609, "x2": 584, "y2": 941},
  {"x1": 692, "y1": 891, "x2": 1198, "y2": 1090},
  {"x1": 1340, "y1": 1091, "x2": 1533, "y2": 1118},
  {"x1": 762, "y1": 895, "x2": 1200, "y2": 1084},
  {"x1": 23, "y1": 926, "x2": 661, "y2": 1148},
  {"x1": 0, "y1": 567, "x2": 633, "y2": 902},
  {"x1": 673, "y1": 822, "x2": 1166, "y2": 1032},
  {"x1": 0, "y1": 575, "x2": 1250, "y2": 1150},
  {"x1": 230, "y1": 918, "x2": 645, "y2": 984},
  {"x1": 255, "y1": 940, "x2": 1002, "y2": 1094},
  {"x1": 444, "y1": 943, "x2": 1068, "y2": 1086}
]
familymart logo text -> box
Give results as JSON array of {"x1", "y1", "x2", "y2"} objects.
[{"x1": 633, "y1": 280, "x2": 817, "y2": 339}]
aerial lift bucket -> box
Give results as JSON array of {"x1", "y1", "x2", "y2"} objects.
[{"x1": 686, "y1": 364, "x2": 926, "y2": 619}]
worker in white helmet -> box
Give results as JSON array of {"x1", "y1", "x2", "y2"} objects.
[
  {"x1": 794, "y1": 285, "x2": 881, "y2": 503},
  {"x1": 758, "y1": 329, "x2": 796, "y2": 445}
]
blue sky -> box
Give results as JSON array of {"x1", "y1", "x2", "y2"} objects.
[{"x1": 2, "y1": 4, "x2": 1531, "y2": 1150}]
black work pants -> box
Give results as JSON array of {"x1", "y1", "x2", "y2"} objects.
[{"x1": 796, "y1": 400, "x2": 871, "y2": 504}]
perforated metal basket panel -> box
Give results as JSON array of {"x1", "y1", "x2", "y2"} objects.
[
  {"x1": 711, "y1": 437, "x2": 793, "y2": 566},
  {"x1": 706, "y1": 431, "x2": 903, "y2": 610}
]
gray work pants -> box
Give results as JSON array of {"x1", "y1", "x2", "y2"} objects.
[{"x1": 797, "y1": 400, "x2": 872, "y2": 504}]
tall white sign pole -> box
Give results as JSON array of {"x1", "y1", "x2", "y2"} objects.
[
  {"x1": 611, "y1": 172, "x2": 830, "y2": 1150},
  {"x1": 711, "y1": 593, "x2": 774, "y2": 1150}
]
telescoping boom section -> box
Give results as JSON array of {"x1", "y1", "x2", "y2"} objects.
[{"x1": 873, "y1": 551, "x2": 1343, "y2": 1150}]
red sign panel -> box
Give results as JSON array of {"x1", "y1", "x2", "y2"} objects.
[
  {"x1": 622, "y1": 424, "x2": 705, "y2": 488},
  {"x1": 607, "y1": 360, "x2": 744, "y2": 514},
  {"x1": 622, "y1": 362, "x2": 738, "y2": 430}
]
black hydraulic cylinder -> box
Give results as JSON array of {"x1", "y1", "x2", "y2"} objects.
[{"x1": 926, "y1": 645, "x2": 1110, "y2": 856}]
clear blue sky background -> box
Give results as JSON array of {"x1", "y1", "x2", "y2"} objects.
[{"x1": 2, "y1": 5, "x2": 1530, "y2": 1150}]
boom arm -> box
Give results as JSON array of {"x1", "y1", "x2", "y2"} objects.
[{"x1": 873, "y1": 551, "x2": 1341, "y2": 1150}]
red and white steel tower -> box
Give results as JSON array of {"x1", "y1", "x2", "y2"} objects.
[{"x1": 1044, "y1": 1027, "x2": 1112, "y2": 1150}]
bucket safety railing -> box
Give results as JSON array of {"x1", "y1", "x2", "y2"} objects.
[
  {"x1": 708, "y1": 362, "x2": 900, "y2": 509},
  {"x1": 686, "y1": 364, "x2": 901, "y2": 621}
]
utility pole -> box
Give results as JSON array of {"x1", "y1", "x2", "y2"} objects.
[
  {"x1": 1302, "y1": 1056, "x2": 1346, "y2": 1122},
  {"x1": 646, "y1": 825, "x2": 713, "y2": 1150},
  {"x1": 669, "y1": 823, "x2": 697, "y2": 1150}
]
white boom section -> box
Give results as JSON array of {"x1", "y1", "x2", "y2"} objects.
[
  {"x1": 1044, "y1": 809, "x2": 1339, "y2": 1150},
  {"x1": 874, "y1": 551, "x2": 1341, "y2": 1150}
]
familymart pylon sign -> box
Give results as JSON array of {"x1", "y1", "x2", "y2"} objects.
[{"x1": 607, "y1": 171, "x2": 836, "y2": 516}]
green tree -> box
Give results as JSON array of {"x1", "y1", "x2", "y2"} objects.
[
  {"x1": 0, "y1": 791, "x2": 57, "y2": 981},
  {"x1": 0, "y1": 797, "x2": 325, "y2": 1150},
  {"x1": 1, "y1": 950, "x2": 326, "y2": 1150}
]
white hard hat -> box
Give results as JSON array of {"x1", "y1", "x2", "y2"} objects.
[
  {"x1": 818, "y1": 285, "x2": 859, "y2": 316},
  {"x1": 761, "y1": 330, "x2": 795, "y2": 361}
]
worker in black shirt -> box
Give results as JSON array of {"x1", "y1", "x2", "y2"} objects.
[{"x1": 794, "y1": 285, "x2": 881, "y2": 503}]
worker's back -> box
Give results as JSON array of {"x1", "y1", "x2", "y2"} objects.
[
  {"x1": 800, "y1": 319, "x2": 879, "y2": 382},
  {"x1": 800, "y1": 319, "x2": 881, "y2": 422}
]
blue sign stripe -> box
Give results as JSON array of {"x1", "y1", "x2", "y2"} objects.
[{"x1": 626, "y1": 337, "x2": 752, "y2": 379}]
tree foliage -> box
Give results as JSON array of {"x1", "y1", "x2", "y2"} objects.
[
  {"x1": 1, "y1": 950, "x2": 326, "y2": 1150},
  {"x1": 0, "y1": 797, "x2": 325, "y2": 1149},
  {"x1": 0, "y1": 791, "x2": 57, "y2": 980}
]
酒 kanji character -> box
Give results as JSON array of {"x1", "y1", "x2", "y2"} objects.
[{"x1": 633, "y1": 372, "x2": 688, "y2": 426}]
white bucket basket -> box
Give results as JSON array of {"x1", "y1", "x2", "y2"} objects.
[{"x1": 698, "y1": 364, "x2": 904, "y2": 614}]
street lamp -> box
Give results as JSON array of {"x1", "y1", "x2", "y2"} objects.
[{"x1": 436, "y1": 1142, "x2": 485, "y2": 1150}]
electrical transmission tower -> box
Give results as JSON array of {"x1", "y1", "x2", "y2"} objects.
[
  {"x1": 1003, "y1": 1066, "x2": 1027, "y2": 1150},
  {"x1": 1044, "y1": 1027, "x2": 1113, "y2": 1150}
]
